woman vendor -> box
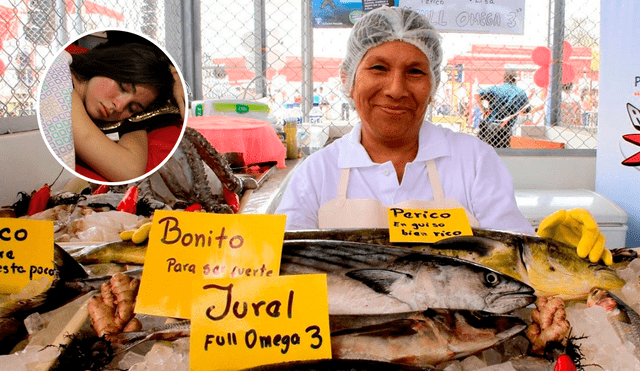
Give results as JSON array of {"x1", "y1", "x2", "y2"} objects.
[
  {"x1": 275, "y1": 6, "x2": 611, "y2": 265},
  {"x1": 40, "y1": 34, "x2": 184, "y2": 182}
]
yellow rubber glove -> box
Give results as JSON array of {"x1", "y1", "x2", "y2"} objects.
[{"x1": 537, "y1": 208, "x2": 613, "y2": 266}]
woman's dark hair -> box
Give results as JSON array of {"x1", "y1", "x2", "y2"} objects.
[{"x1": 70, "y1": 41, "x2": 174, "y2": 108}]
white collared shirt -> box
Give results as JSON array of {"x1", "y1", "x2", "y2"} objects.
[{"x1": 275, "y1": 120, "x2": 534, "y2": 234}]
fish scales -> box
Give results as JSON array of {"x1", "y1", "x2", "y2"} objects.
[
  {"x1": 281, "y1": 240, "x2": 535, "y2": 315},
  {"x1": 281, "y1": 239, "x2": 406, "y2": 273}
]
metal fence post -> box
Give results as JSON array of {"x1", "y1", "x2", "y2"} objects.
[
  {"x1": 301, "y1": 0, "x2": 313, "y2": 121},
  {"x1": 254, "y1": 0, "x2": 267, "y2": 98},
  {"x1": 549, "y1": 0, "x2": 565, "y2": 126}
]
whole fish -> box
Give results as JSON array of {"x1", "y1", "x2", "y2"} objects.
[
  {"x1": 587, "y1": 287, "x2": 640, "y2": 358},
  {"x1": 330, "y1": 309, "x2": 526, "y2": 367},
  {"x1": 109, "y1": 310, "x2": 524, "y2": 369},
  {"x1": 63, "y1": 240, "x2": 147, "y2": 265},
  {"x1": 284, "y1": 228, "x2": 625, "y2": 300},
  {"x1": 280, "y1": 240, "x2": 535, "y2": 314}
]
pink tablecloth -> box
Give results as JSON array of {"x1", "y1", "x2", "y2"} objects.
[{"x1": 187, "y1": 116, "x2": 286, "y2": 168}]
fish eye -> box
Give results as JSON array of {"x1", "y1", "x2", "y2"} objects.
[{"x1": 483, "y1": 272, "x2": 500, "y2": 287}]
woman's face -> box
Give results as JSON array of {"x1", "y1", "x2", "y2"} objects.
[
  {"x1": 83, "y1": 76, "x2": 158, "y2": 122},
  {"x1": 351, "y1": 41, "x2": 432, "y2": 144}
]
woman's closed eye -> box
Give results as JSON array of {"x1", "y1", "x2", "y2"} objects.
[
  {"x1": 118, "y1": 82, "x2": 129, "y2": 93},
  {"x1": 126, "y1": 100, "x2": 146, "y2": 114},
  {"x1": 409, "y1": 68, "x2": 426, "y2": 75}
]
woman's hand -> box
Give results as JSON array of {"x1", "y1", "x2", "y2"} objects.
[
  {"x1": 537, "y1": 208, "x2": 613, "y2": 265},
  {"x1": 170, "y1": 65, "x2": 186, "y2": 117}
]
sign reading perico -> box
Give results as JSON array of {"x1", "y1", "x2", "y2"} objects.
[{"x1": 387, "y1": 207, "x2": 473, "y2": 243}]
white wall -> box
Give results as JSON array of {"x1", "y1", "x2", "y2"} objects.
[
  {"x1": 0, "y1": 130, "x2": 76, "y2": 207},
  {"x1": 499, "y1": 150, "x2": 596, "y2": 190},
  {"x1": 0, "y1": 130, "x2": 598, "y2": 208}
]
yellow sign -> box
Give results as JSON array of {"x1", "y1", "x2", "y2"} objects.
[
  {"x1": 0, "y1": 218, "x2": 55, "y2": 294},
  {"x1": 387, "y1": 207, "x2": 473, "y2": 243},
  {"x1": 135, "y1": 210, "x2": 286, "y2": 319},
  {"x1": 190, "y1": 275, "x2": 331, "y2": 371}
]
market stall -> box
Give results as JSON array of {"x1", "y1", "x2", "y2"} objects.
[
  {"x1": 1, "y1": 154, "x2": 640, "y2": 370},
  {"x1": 2, "y1": 1, "x2": 640, "y2": 370}
]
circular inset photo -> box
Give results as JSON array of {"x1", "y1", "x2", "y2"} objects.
[{"x1": 37, "y1": 28, "x2": 188, "y2": 185}]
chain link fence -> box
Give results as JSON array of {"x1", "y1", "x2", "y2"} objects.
[
  {"x1": 1, "y1": 0, "x2": 599, "y2": 150},
  {"x1": 0, "y1": 0, "x2": 176, "y2": 123}
]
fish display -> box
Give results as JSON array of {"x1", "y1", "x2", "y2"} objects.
[
  {"x1": 330, "y1": 309, "x2": 526, "y2": 367},
  {"x1": 280, "y1": 240, "x2": 535, "y2": 314},
  {"x1": 284, "y1": 228, "x2": 625, "y2": 300},
  {"x1": 587, "y1": 287, "x2": 640, "y2": 359}
]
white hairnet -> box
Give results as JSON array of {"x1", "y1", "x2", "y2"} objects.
[{"x1": 340, "y1": 6, "x2": 443, "y2": 103}]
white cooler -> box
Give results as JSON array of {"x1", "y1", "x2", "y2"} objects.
[{"x1": 515, "y1": 189, "x2": 629, "y2": 249}]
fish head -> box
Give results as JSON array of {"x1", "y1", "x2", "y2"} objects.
[
  {"x1": 408, "y1": 256, "x2": 535, "y2": 314},
  {"x1": 523, "y1": 238, "x2": 626, "y2": 300},
  {"x1": 587, "y1": 287, "x2": 618, "y2": 311},
  {"x1": 428, "y1": 236, "x2": 526, "y2": 283}
]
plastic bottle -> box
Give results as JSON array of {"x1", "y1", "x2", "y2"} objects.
[
  {"x1": 283, "y1": 103, "x2": 302, "y2": 159},
  {"x1": 309, "y1": 102, "x2": 324, "y2": 154}
]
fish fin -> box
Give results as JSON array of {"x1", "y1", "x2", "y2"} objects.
[
  {"x1": 390, "y1": 356, "x2": 421, "y2": 366},
  {"x1": 448, "y1": 324, "x2": 526, "y2": 356},
  {"x1": 331, "y1": 319, "x2": 421, "y2": 338},
  {"x1": 345, "y1": 269, "x2": 413, "y2": 295}
]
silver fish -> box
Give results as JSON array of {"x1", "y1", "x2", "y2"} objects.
[
  {"x1": 284, "y1": 228, "x2": 625, "y2": 300},
  {"x1": 109, "y1": 310, "x2": 525, "y2": 369},
  {"x1": 587, "y1": 287, "x2": 640, "y2": 359},
  {"x1": 280, "y1": 240, "x2": 535, "y2": 315},
  {"x1": 330, "y1": 309, "x2": 526, "y2": 367}
]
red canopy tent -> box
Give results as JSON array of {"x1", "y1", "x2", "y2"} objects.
[
  {"x1": 65, "y1": 0, "x2": 124, "y2": 21},
  {"x1": 447, "y1": 44, "x2": 597, "y2": 86},
  {"x1": 276, "y1": 56, "x2": 341, "y2": 83},
  {"x1": 211, "y1": 56, "x2": 342, "y2": 84},
  {"x1": 0, "y1": 5, "x2": 18, "y2": 40}
]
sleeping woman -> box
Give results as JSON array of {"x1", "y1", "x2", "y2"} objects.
[{"x1": 40, "y1": 37, "x2": 184, "y2": 182}]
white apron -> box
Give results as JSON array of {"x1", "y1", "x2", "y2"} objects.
[{"x1": 318, "y1": 160, "x2": 480, "y2": 229}]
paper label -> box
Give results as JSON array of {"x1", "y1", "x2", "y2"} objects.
[
  {"x1": 0, "y1": 218, "x2": 55, "y2": 294},
  {"x1": 135, "y1": 210, "x2": 286, "y2": 318},
  {"x1": 387, "y1": 207, "x2": 473, "y2": 242},
  {"x1": 190, "y1": 275, "x2": 331, "y2": 371}
]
